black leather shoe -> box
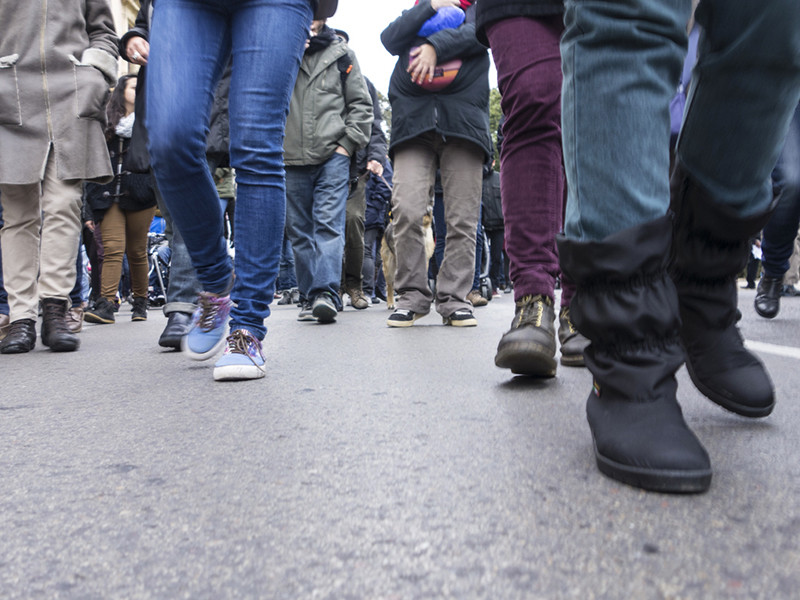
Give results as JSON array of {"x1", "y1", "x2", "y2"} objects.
[
  {"x1": 755, "y1": 275, "x2": 782, "y2": 319},
  {"x1": 159, "y1": 312, "x2": 192, "y2": 349},
  {"x1": 41, "y1": 298, "x2": 80, "y2": 352},
  {"x1": 0, "y1": 319, "x2": 37, "y2": 354}
]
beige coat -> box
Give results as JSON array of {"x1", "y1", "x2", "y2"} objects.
[{"x1": 0, "y1": 0, "x2": 119, "y2": 185}]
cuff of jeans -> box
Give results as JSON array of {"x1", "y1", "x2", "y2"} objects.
[{"x1": 163, "y1": 302, "x2": 196, "y2": 316}]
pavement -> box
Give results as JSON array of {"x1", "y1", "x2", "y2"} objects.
[{"x1": 1, "y1": 286, "x2": 799, "y2": 599}]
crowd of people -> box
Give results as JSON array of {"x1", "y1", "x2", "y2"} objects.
[{"x1": 1, "y1": 0, "x2": 800, "y2": 495}]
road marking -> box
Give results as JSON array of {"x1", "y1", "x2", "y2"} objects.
[{"x1": 745, "y1": 340, "x2": 800, "y2": 360}]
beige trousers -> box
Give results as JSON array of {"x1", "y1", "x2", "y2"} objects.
[
  {"x1": 0, "y1": 151, "x2": 82, "y2": 322},
  {"x1": 391, "y1": 132, "x2": 484, "y2": 317},
  {"x1": 784, "y1": 228, "x2": 800, "y2": 286}
]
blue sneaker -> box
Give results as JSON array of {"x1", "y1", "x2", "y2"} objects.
[
  {"x1": 182, "y1": 291, "x2": 232, "y2": 360},
  {"x1": 213, "y1": 329, "x2": 266, "y2": 381}
]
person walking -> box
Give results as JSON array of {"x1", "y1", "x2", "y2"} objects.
[{"x1": 0, "y1": 0, "x2": 118, "y2": 354}]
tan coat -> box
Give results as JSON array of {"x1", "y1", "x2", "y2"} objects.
[{"x1": 0, "y1": 0, "x2": 119, "y2": 185}]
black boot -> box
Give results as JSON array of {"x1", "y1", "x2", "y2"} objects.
[
  {"x1": 494, "y1": 294, "x2": 557, "y2": 377},
  {"x1": 158, "y1": 312, "x2": 192, "y2": 349},
  {"x1": 0, "y1": 319, "x2": 37, "y2": 354},
  {"x1": 670, "y1": 163, "x2": 776, "y2": 418},
  {"x1": 754, "y1": 275, "x2": 783, "y2": 319},
  {"x1": 41, "y1": 298, "x2": 80, "y2": 352},
  {"x1": 132, "y1": 296, "x2": 148, "y2": 321},
  {"x1": 558, "y1": 217, "x2": 712, "y2": 493},
  {"x1": 84, "y1": 297, "x2": 116, "y2": 324}
]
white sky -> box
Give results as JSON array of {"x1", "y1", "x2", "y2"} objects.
[{"x1": 326, "y1": 1, "x2": 497, "y2": 97}]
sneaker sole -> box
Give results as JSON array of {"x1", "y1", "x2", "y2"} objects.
[
  {"x1": 132, "y1": 316, "x2": 147, "y2": 322},
  {"x1": 495, "y1": 343, "x2": 556, "y2": 377},
  {"x1": 84, "y1": 313, "x2": 115, "y2": 325},
  {"x1": 560, "y1": 352, "x2": 585, "y2": 367},
  {"x1": 297, "y1": 314, "x2": 318, "y2": 322},
  {"x1": 312, "y1": 304, "x2": 337, "y2": 323},
  {"x1": 443, "y1": 317, "x2": 477, "y2": 327},
  {"x1": 213, "y1": 364, "x2": 266, "y2": 381},
  {"x1": 684, "y1": 359, "x2": 775, "y2": 418},
  {"x1": 593, "y1": 439, "x2": 712, "y2": 494},
  {"x1": 182, "y1": 323, "x2": 230, "y2": 361},
  {"x1": 387, "y1": 312, "x2": 426, "y2": 328}
]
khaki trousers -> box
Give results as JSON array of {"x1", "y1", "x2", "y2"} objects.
[
  {"x1": 392, "y1": 133, "x2": 483, "y2": 317},
  {"x1": 0, "y1": 151, "x2": 82, "y2": 322},
  {"x1": 99, "y1": 203, "x2": 156, "y2": 300}
]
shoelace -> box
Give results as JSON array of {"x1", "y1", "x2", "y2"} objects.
[
  {"x1": 43, "y1": 303, "x2": 70, "y2": 334},
  {"x1": 196, "y1": 293, "x2": 229, "y2": 332},
  {"x1": 561, "y1": 307, "x2": 577, "y2": 333},
  {"x1": 515, "y1": 295, "x2": 547, "y2": 328},
  {"x1": 226, "y1": 330, "x2": 262, "y2": 364}
]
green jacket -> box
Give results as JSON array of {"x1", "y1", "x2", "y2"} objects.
[{"x1": 283, "y1": 36, "x2": 373, "y2": 166}]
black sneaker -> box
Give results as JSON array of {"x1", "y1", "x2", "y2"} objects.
[
  {"x1": 84, "y1": 297, "x2": 116, "y2": 324},
  {"x1": 312, "y1": 292, "x2": 338, "y2": 323},
  {"x1": 387, "y1": 308, "x2": 424, "y2": 327},
  {"x1": 132, "y1": 297, "x2": 148, "y2": 321},
  {"x1": 443, "y1": 309, "x2": 477, "y2": 327},
  {"x1": 297, "y1": 300, "x2": 316, "y2": 322}
]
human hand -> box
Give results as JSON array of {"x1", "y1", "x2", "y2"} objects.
[
  {"x1": 407, "y1": 44, "x2": 438, "y2": 85},
  {"x1": 431, "y1": 0, "x2": 461, "y2": 10},
  {"x1": 335, "y1": 146, "x2": 351, "y2": 157},
  {"x1": 126, "y1": 37, "x2": 150, "y2": 65},
  {"x1": 367, "y1": 160, "x2": 384, "y2": 177},
  {"x1": 85, "y1": 220, "x2": 95, "y2": 232}
]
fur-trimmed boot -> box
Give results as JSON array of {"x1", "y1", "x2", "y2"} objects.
[
  {"x1": 558, "y1": 217, "x2": 712, "y2": 493},
  {"x1": 670, "y1": 163, "x2": 776, "y2": 418}
]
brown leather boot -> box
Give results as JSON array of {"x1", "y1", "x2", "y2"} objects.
[{"x1": 41, "y1": 298, "x2": 80, "y2": 352}]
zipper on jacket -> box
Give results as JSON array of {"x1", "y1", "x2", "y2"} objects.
[{"x1": 40, "y1": 0, "x2": 54, "y2": 141}]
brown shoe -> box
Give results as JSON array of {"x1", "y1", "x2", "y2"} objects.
[
  {"x1": 347, "y1": 287, "x2": 369, "y2": 310},
  {"x1": 467, "y1": 289, "x2": 488, "y2": 307},
  {"x1": 41, "y1": 298, "x2": 80, "y2": 352},
  {"x1": 558, "y1": 306, "x2": 589, "y2": 367},
  {"x1": 66, "y1": 306, "x2": 84, "y2": 333}
]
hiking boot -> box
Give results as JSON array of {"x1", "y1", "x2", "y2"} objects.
[
  {"x1": 297, "y1": 300, "x2": 316, "y2": 321},
  {"x1": 132, "y1": 297, "x2": 148, "y2": 321},
  {"x1": 387, "y1": 308, "x2": 425, "y2": 327},
  {"x1": 312, "y1": 292, "x2": 338, "y2": 323},
  {"x1": 467, "y1": 289, "x2": 488, "y2": 307},
  {"x1": 443, "y1": 308, "x2": 477, "y2": 327},
  {"x1": 41, "y1": 298, "x2": 80, "y2": 352},
  {"x1": 754, "y1": 275, "x2": 782, "y2": 319},
  {"x1": 558, "y1": 216, "x2": 712, "y2": 493},
  {"x1": 347, "y1": 287, "x2": 369, "y2": 310},
  {"x1": 84, "y1": 297, "x2": 116, "y2": 324},
  {"x1": 494, "y1": 295, "x2": 556, "y2": 377},
  {"x1": 182, "y1": 291, "x2": 232, "y2": 360},
  {"x1": 66, "y1": 306, "x2": 84, "y2": 333},
  {"x1": 213, "y1": 329, "x2": 266, "y2": 381},
  {"x1": 558, "y1": 306, "x2": 589, "y2": 367},
  {"x1": 0, "y1": 319, "x2": 36, "y2": 354},
  {"x1": 159, "y1": 312, "x2": 192, "y2": 349}
]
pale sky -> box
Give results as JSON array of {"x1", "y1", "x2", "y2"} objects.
[{"x1": 326, "y1": 1, "x2": 498, "y2": 97}]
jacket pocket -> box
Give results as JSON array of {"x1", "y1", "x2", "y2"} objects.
[
  {"x1": 70, "y1": 56, "x2": 110, "y2": 121},
  {"x1": 0, "y1": 54, "x2": 22, "y2": 126}
]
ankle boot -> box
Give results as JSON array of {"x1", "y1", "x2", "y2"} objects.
[
  {"x1": 132, "y1": 296, "x2": 148, "y2": 321},
  {"x1": 558, "y1": 217, "x2": 712, "y2": 493},
  {"x1": 754, "y1": 274, "x2": 783, "y2": 319},
  {"x1": 669, "y1": 163, "x2": 776, "y2": 418},
  {"x1": 84, "y1": 297, "x2": 116, "y2": 324},
  {"x1": 41, "y1": 298, "x2": 80, "y2": 352},
  {"x1": 0, "y1": 319, "x2": 36, "y2": 354}
]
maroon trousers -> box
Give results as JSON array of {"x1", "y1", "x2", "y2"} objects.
[{"x1": 486, "y1": 15, "x2": 574, "y2": 308}]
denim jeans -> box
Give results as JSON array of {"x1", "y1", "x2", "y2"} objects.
[
  {"x1": 763, "y1": 104, "x2": 800, "y2": 279},
  {"x1": 0, "y1": 205, "x2": 7, "y2": 315},
  {"x1": 561, "y1": 0, "x2": 800, "y2": 242},
  {"x1": 285, "y1": 153, "x2": 350, "y2": 308},
  {"x1": 147, "y1": 0, "x2": 312, "y2": 339},
  {"x1": 277, "y1": 229, "x2": 297, "y2": 291}
]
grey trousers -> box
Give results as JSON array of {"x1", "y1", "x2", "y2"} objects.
[{"x1": 391, "y1": 132, "x2": 483, "y2": 317}]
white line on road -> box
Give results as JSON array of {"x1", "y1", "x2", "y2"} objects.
[{"x1": 745, "y1": 340, "x2": 800, "y2": 360}]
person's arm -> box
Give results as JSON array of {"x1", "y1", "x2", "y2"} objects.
[
  {"x1": 336, "y1": 51, "x2": 374, "y2": 158},
  {"x1": 120, "y1": 0, "x2": 151, "y2": 63},
  {"x1": 83, "y1": 0, "x2": 119, "y2": 84},
  {"x1": 365, "y1": 79, "x2": 387, "y2": 176}
]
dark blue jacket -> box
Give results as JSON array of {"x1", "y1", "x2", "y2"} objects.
[{"x1": 365, "y1": 160, "x2": 393, "y2": 231}]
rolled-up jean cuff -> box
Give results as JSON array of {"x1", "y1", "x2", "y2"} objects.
[{"x1": 163, "y1": 301, "x2": 197, "y2": 316}]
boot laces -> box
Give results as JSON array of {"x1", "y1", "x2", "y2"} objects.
[
  {"x1": 43, "y1": 302, "x2": 70, "y2": 334},
  {"x1": 516, "y1": 295, "x2": 547, "y2": 328},
  {"x1": 561, "y1": 307, "x2": 577, "y2": 333}
]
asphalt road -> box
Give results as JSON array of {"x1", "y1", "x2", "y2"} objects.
[{"x1": 1, "y1": 286, "x2": 799, "y2": 599}]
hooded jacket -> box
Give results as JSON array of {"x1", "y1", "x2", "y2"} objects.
[{"x1": 380, "y1": 0, "x2": 491, "y2": 160}]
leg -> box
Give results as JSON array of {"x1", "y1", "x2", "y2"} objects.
[
  {"x1": 392, "y1": 136, "x2": 438, "y2": 315},
  {"x1": 343, "y1": 176, "x2": 368, "y2": 294},
  {"x1": 285, "y1": 166, "x2": 318, "y2": 302},
  {"x1": 362, "y1": 227, "x2": 379, "y2": 297},
  {"x1": 97, "y1": 204, "x2": 127, "y2": 301},
  {"x1": 125, "y1": 206, "x2": 157, "y2": 321}
]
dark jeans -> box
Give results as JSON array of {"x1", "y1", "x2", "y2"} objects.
[
  {"x1": 762, "y1": 104, "x2": 800, "y2": 279},
  {"x1": 69, "y1": 236, "x2": 83, "y2": 307},
  {"x1": 84, "y1": 223, "x2": 103, "y2": 303},
  {"x1": 277, "y1": 229, "x2": 296, "y2": 290},
  {"x1": 486, "y1": 16, "x2": 574, "y2": 308},
  {"x1": 362, "y1": 226, "x2": 384, "y2": 297},
  {"x1": 487, "y1": 227, "x2": 507, "y2": 289}
]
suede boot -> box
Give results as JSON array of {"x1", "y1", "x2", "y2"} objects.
[
  {"x1": 41, "y1": 298, "x2": 80, "y2": 352},
  {"x1": 670, "y1": 163, "x2": 776, "y2": 418},
  {"x1": 558, "y1": 217, "x2": 712, "y2": 493}
]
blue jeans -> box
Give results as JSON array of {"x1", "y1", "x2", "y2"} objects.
[
  {"x1": 147, "y1": 0, "x2": 312, "y2": 339},
  {"x1": 0, "y1": 204, "x2": 7, "y2": 315},
  {"x1": 763, "y1": 104, "x2": 800, "y2": 279},
  {"x1": 562, "y1": 0, "x2": 800, "y2": 241},
  {"x1": 277, "y1": 229, "x2": 297, "y2": 291},
  {"x1": 285, "y1": 153, "x2": 350, "y2": 308}
]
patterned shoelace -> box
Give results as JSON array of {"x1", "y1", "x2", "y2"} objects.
[
  {"x1": 226, "y1": 330, "x2": 262, "y2": 365},
  {"x1": 196, "y1": 292, "x2": 230, "y2": 332}
]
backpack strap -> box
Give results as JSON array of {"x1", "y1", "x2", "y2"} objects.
[{"x1": 337, "y1": 54, "x2": 353, "y2": 91}]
